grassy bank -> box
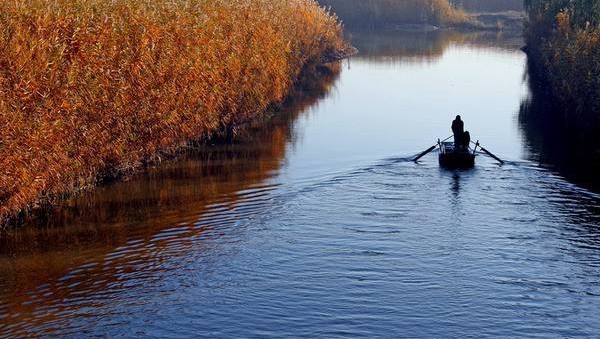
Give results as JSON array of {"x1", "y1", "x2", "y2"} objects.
[
  {"x1": 0, "y1": 0, "x2": 345, "y2": 226},
  {"x1": 317, "y1": 0, "x2": 471, "y2": 29},
  {"x1": 524, "y1": 0, "x2": 600, "y2": 128}
]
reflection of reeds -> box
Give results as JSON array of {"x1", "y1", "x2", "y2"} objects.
[
  {"x1": 0, "y1": 0, "x2": 345, "y2": 226},
  {"x1": 0, "y1": 63, "x2": 341, "y2": 330},
  {"x1": 519, "y1": 69, "x2": 600, "y2": 192},
  {"x1": 523, "y1": 0, "x2": 599, "y2": 191},
  {"x1": 318, "y1": 0, "x2": 471, "y2": 28},
  {"x1": 348, "y1": 29, "x2": 523, "y2": 64}
]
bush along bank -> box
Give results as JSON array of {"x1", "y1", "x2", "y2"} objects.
[
  {"x1": 0, "y1": 0, "x2": 348, "y2": 227},
  {"x1": 524, "y1": 0, "x2": 600, "y2": 131}
]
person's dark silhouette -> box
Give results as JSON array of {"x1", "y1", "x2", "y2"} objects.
[
  {"x1": 451, "y1": 115, "x2": 464, "y2": 146},
  {"x1": 462, "y1": 131, "x2": 471, "y2": 148}
]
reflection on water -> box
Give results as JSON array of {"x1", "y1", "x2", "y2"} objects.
[
  {"x1": 349, "y1": 29, "x2": 525, "y2": 63},
  {"x1": 1, "y1": 30, "x2": 600, "y2": 339},
  {"x1": 0, "y1": 65, "x2": 340, "y2": 337},
  {"x1": 519, "y1": 61, "x2": 600, "y2": 192}
]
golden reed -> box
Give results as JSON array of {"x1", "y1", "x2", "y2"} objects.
[{"x1": 0, "y1": 0, "x2": 345, "y2": 226}]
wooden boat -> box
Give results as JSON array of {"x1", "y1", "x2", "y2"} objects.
[
  {"x1": 438, "y1": 141, "x2": 475, "y2": 168},
  {"x1": 413, "y1": 136, "x2": 503, "y2": 167}
]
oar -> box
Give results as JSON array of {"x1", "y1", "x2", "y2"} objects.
[
  {"x1": 472, "y1": 141, "x2": 504, "y2": 164},
  {"x1": 413, "y1": 144, "x2": 437, "y2": 162},
  {"x1": 413, "y1": 135, "x2": 452, "y2": 162}
]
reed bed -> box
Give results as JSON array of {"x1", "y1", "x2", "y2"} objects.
[
  {"x1": 317, "y1": 0, "x2": 471, "y2": 29},
  {"x1": 525, "y1": 0, "x2": 600, "y2": 126},
  {"x1": 0, "y1": 0, "x2": 345, "y2": 226}
]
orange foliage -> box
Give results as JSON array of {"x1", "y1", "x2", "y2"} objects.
[
  {"x1": 525, "y1": 1, "x2": 600, "y2": 121},
  {"x1": 0, "y1": 0, "x2": 345, "y2": 226}
]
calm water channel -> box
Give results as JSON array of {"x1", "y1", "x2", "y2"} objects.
[{"x1": 1, "y1": 30, "x2": 600, "y2": 338}]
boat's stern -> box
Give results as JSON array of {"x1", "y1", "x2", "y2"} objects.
[{"x1": 439, "y1": 142, "x2": 475, "y2": 168}]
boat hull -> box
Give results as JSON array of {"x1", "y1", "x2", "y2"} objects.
[
  {"x1": 438, "y1": 141, "x2": 475, "y2": 168},
  {"x1": 439, "y1": 152, "x2": 475, "y2": 168}
]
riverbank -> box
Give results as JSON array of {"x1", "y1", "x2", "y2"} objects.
[
  {"x1": 0, "y1": 62, "x2": 342, "y2": 316},
  {"x1": 4, "y1": 30, "x2": 600, "y2": 339},
  {"x1": 521, "y1": 2, "x2": 599, "y2": 188},
  {"x1": 523, "y1": 0, "x2": 600, "y2": 132},
  {"x1": 520, "y1": 62, "x2": 600, "y2": 192},
  {"x1": 0, "y1": 0, "x2": 348, "y2": 228},
  {"x1": 317, "y1": 0, "x2": 524, "y2": 31},
  {"x1": 471, "y1": 11, "x2": 524, "y2": 31},
  {"x1": 317, "y1": 0, "x2": 472, "y2": 30}
]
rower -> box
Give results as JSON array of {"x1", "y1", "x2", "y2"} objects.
[
  {"x1": 462, "y1": 131, "x2": 471, "y2": 148},
  {"x1": 451, "y1": 115, "x2": 464, "y2": 147}
]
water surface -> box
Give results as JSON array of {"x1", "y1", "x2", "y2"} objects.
[{"x1": 1, "y1": 30, "x2": 600, "y2": 338}]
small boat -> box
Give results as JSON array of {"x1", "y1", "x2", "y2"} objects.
[
  {"x1": 438, "y1": 141, "x2": 475, "y2": 168},
  {"x1": 413, "y1": 136, "x2": 503, "y2": 167}
]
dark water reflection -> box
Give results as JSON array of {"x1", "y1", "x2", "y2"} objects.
[
  {"x1": 1, "y1": 30, "x2": 600, "y2": 339},
  {"x1": 519, "y1": 62, "x2": 600, "y2": 192},
  {"x1": 0, "y1": 65, "x2": 340, "y2": 337}
]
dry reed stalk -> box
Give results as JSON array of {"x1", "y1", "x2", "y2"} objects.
[{"x1": 0, "y1": 0, "x2": 345, "y2": 226}]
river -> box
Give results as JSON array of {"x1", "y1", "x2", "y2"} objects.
[{"x1": 1, "y1": 30, "x2": 600, "y2": 338}]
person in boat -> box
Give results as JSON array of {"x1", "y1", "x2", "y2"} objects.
[
  {"x1": 451, "y1": 115, "x2": 464, "y2": 146},
  {"x1": 462, "y1": 130, "x2": 471, "y2": 149}
]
